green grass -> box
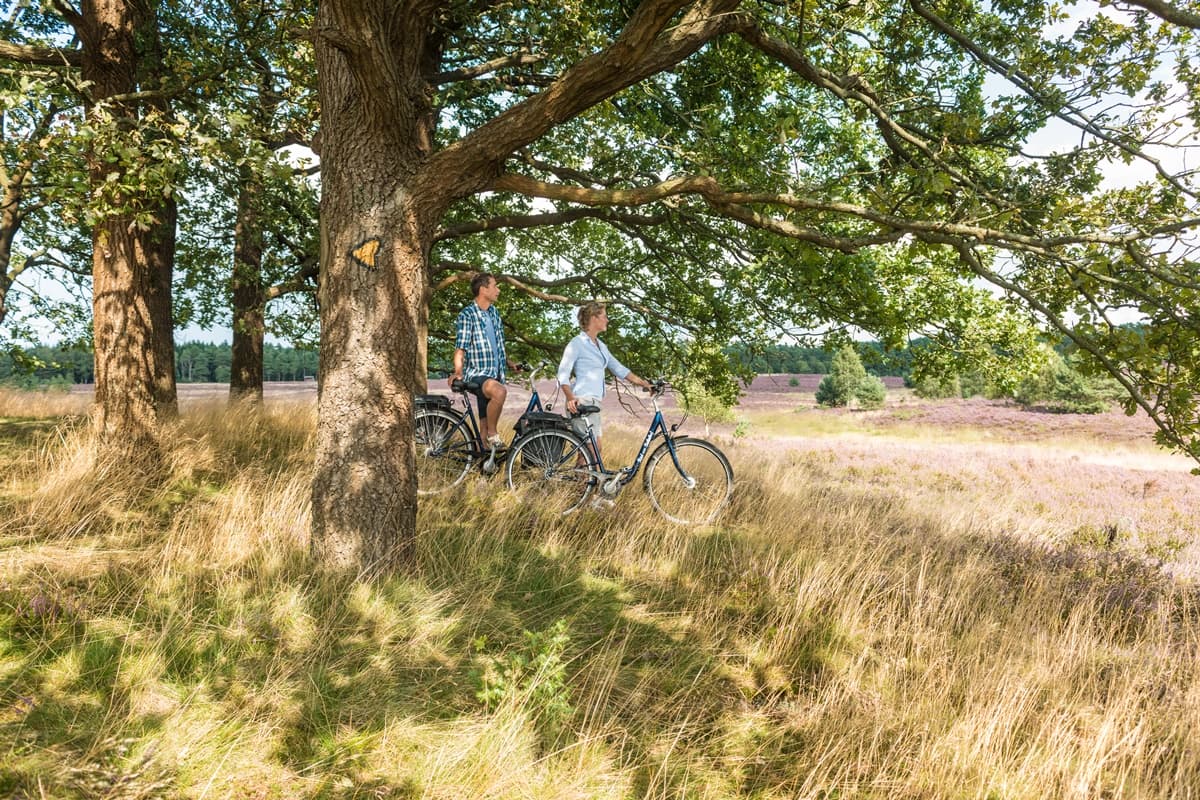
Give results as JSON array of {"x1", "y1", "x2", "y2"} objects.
[{"x1": 1, "y1": 402, "x2": 1198, "y2": 797}]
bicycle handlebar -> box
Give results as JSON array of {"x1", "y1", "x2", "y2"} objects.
[{"x1": 647, "y1": 378, "x2": 669, "y2": 397}]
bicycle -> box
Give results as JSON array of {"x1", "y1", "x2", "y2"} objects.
[
  {"x1": 503, "y1": 379, "x2": 734, "y2": 524},
  {"x1": 414, "y1": 362, "x2": 550, "y2": 495}
]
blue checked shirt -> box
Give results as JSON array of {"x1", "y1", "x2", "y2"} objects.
[{"x1": 455, "y1": 301, "x2": 507, "y2": 382}]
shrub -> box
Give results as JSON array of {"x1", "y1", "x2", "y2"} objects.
[
  {"x1": 856, "y1": 375, "x2": 887, "y2": 409},
  {"x1": 1015, "y1": 350, "x2": 1112, "y2": 414},
  {"x1": 913, "y1": 372, "x2": 961, "y2": 400},
  {"x1": 958, "y1": 370, "x2": 990, "y2": 398},
  {"x1": 816, "y1": 345, "x2": 887, "y2": 408},
  {"x1": 814, "y1": 375, "x2": 839, "y2": 406},
  {"x1": 472, "y1": 619, "x2": 573, "y2": 744},
  {"x1": 680, "y1": 379, "x2": 735, "y2": 431}
]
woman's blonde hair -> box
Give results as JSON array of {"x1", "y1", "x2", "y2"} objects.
[{"x1": 578, "y1": 301, "x2": 606, "y2": 330}]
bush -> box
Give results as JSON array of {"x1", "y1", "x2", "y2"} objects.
[
  {"x1": 0, "y1": 374, "x2": 72, "y2": 392},
  {"x1": 856, "y1": 375, "x2": 887, "y2": 409},
  {"x1": 913, "y1": 372, "x2": 961, "y2": 400},
  {"x1": 680, "y1": 380, "x2": 736, "y2": 425},
  {"x1": 816, "y1": 344, "x2": 886, "y2": 408},
  {"x1": 814, "y1": 374, "x2": 840, "y2": 406},
  {"x1": 1015, "y1": 351, "x2": 1112, "y2": 414},
  {"x1": 959, "y1": 370, "x2": 990, "y2": 398}
]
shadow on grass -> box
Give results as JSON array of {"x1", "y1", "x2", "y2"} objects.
[{"x1": 3, "y1": 420, "x2": 1199, "y2": 798}]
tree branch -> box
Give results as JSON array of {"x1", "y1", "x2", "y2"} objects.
[
  {"x1": 494, "y1": 171, "x2": 1196, "y2": 257},
  {"x1": 0, "y1": 40, "x2": 81, "y2": 67},
  {"x1": 735, "y1": 18, "x2": 1015, "y2": 211},
  {"x1": 1118, "y1": 0, "x2": 1200, "y2": 28},
  {"x1": 430, "y1": 51, "x2": 546, "y2": 84},
  {"x1": 265, "y1": 257, "x2": 320, "y2": 300},
  {"x1": 956, "y1": 243, "x2": 1198, "y2": 466},
  {"x1": 907, "y1": 0, "x2": 1198, "y2": 200},
  {"x1": 434, "y1": 207, "x2": 668, "y2": 240},
  {"x1": 48, "y1": 0, "x2": 84, "y2": 32},
  {"x1": 423, "y1": 0, "x2": 744, "y2": 201}
]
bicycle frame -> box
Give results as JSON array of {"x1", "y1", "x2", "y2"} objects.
[
  {"x1": 450, "y1": 366, "x2": 546, "y2": 452},
  {"x1": 579, "y1": 391, "x2": 686, "y2": 488}
]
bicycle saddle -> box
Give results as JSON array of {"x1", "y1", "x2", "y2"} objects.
[
  {"x1": 571, "y1": 404, "x2": 601, "y2": 416},
  {"x1": 451, "y1": 378, "x2": 483, "y2": 393}
]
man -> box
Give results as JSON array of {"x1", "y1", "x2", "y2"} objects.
[{"x1": 450, "y1": 272, "x2": 516, "y2": 449}]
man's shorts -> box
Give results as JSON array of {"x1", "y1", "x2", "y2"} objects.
[
  {"x1": 576, "y1": 395, "x2": 603, "y2": 438},
  {"x1": 468, "y1": 375, "x2": 502, "y2": 419}
]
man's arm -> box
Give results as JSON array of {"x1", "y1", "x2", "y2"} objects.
[
  {"x1": 449, "y1": 348, "x2": 466, "y2": 388},
  {"x1": 450, "y1": 308, "x2": 471, "y2": 386}
]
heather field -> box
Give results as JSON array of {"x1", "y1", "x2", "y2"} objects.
[{"x1": 2, "y1": 381, "x2": 1200, "y2": 797}]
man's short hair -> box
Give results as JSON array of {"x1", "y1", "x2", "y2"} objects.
[
  {"x1": 471, "y1": 272, "x2": 496, "y2": 297},
  {"x1": 578, "y1": 301, "x2": 606, "y2": 330}
]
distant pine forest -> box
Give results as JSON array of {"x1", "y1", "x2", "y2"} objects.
[
  {"x1": 1, "y1": 343, "x2": 319, "y2": 387},
  {"x1": 0, "y1": 341, "x2": 909, "y2": 388}
]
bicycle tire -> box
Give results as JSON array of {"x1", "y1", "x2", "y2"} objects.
[
  {"x1": 643, "y1": 437, "x2": 733, "y2": 525},
  {"x1": 504, "y1": 428, "x2": 595, "y2": 515},
  {"x1": 415, "y1": 407, "x2": 475, "y2": 495}
]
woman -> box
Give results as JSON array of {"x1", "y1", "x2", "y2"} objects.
[{"x1": 557, "y1": 302, "x2": 651, "y2": 459}]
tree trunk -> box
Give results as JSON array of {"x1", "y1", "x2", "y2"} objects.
[
  {"x1": 230, "y1": 170, "x2": 266, "y2": 402},
  {"x1": 79, "y1": 0, "x2": 177, "y2": 450},
  {"x1": 310, "y1": 3, "x2": 439, "y2": 574},
  {"x1": 147, "y1": 194, "x2": 178, "y2": 415},
  {"x1": 0, "y1": 198, "x2": 17, "y2": 327}
]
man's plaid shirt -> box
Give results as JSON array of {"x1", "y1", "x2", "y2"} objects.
[{"x1": 455, "y1": 301, "x2": 507, "y2": 382}]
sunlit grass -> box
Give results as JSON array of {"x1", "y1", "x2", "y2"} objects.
[{"x1": 1, "y1": 389, "x2": 1199, "y2": 797}]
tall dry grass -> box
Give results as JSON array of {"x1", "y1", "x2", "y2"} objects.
[{"x1": 1, "y1": 393, "x2": 1198, "y2": 798}]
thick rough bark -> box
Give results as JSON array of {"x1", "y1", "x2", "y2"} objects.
[
  {"x1": 0, "y1": 187, "x2": 20, "y2": 326},
  {"x1": 147, "y1": 196, "x2": 178, "y2": 415},
  {"x1": 230, "y1": 172, "x2": 266, "y2": 402},
  {"x1": 310, "y1": 1, "x2": 439, "y2": 574},
  {"x1": 79, "y1": 0, "x2": 178, "y2": 448}
]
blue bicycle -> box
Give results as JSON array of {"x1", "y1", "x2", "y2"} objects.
[
  {"x1": 415, "y1": 362, "x2": 549, "y2": 495},
  {"x1": 502, "y1": 379, "x2": 734, "y2": 523}
]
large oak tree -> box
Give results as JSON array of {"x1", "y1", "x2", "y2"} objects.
[
  {"x1": 1, "y1": 0, "x2": 182, "y2": 451},
  {"x1": 310, "y1": 0, "x2": 1198, "y2": 573}
]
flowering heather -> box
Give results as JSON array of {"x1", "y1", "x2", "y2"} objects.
[
  {"x1": 725, "y1": 399, "x2": 1200, "y2": 579},
  {"x1": 869, "y1": 396, "x2": 1161, "y2": 445}
]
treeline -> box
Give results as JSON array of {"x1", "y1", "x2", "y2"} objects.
[
  {"x1": 5, "y1": 341, "x2": 912, "y2": 388},
  {"x1": 728, "y1": 343, "x2": 911, "y2": 378},
  {"x1": 1, "y1": 343, "x2": 318, "y2": 387}
]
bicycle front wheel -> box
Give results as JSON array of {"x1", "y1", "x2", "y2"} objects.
[
  {"x1": 643, "y1": 437, "x2": 733, "y2": 525},
  {"x1": 415, "y1": 408, "x2": 475, "y2": 495},
  {"x1": 504, "y1": 428, "x2": 595, "y2": 515}
]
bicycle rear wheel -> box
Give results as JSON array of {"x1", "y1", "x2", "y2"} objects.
[
  {"x1": 415, "y1": 408, "x2": 475, "y2": 495},
  {"x1": 504, "y1": 428, "x2": 595, "y2": 515},
  {"x1": 643, "y1": 437, "x2": 733, "y2": 525}
]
